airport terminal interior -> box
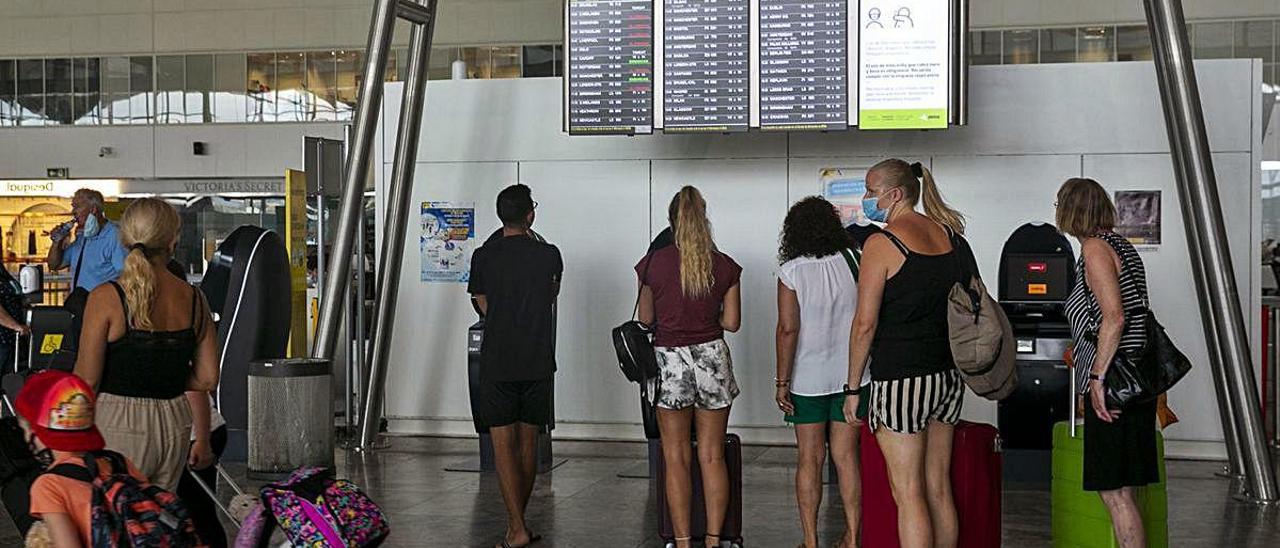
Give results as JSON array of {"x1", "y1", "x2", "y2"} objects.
[{"x1": 1, "y1": 0, "x2": 1280, "y2": 547}]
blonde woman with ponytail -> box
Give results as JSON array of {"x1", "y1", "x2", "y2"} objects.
[
  {"x1": 636, "y1": 186, "x2": 741, "y2": 548},
  {"x1": 843, "y1": 159, "x2": 968, "y2": 548},
  {"x1": 75, "y1": 198, "x2": 219, "y2": 491}
]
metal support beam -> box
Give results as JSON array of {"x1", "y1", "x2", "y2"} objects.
[
  {"x1": 358, "y1": 3, "x2": 436, "y2": 449},
  {"x1": 1143, "y1": 0, "x2": 1278, "y2": 502},
  {"x1": 397, "y1": 0, "x2": 433, "y2": 24},
  {"x1": 312, "y1": 0, "x2": 399, "y2": 361},
  {"x1": 1145, "y1": 12, "x2": 1248, "y2": 484}
]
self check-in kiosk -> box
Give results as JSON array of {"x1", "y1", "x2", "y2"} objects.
[{"x1": 997, "y1": 223, "x2": 1077, "y2": 485}]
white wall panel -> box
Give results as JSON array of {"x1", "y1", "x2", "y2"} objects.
[
  {"x1": 382, "y1": 162, "x2": 518, "y2": 421},
  {"x1": 1084, "y1": 152, "x2": 1259, "y2": 450},
  {"x1": 412, "y1": 79, "x2": 787, "y2": 164},
  {"x1": 0, "y1": 126, "x2": 154, "y2": 179},
  {"x1": 790, "y1": 61, "x2": 1255, "y2": 158},
  {"x1": 651, "y1": 159, "x2": 790, "y2": 427},
  {"x1": 519, "y1": 160, "x2": 652, "y2": 423}
]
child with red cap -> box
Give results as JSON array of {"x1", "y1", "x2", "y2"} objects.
[{"x1": 14, "y1": 370, "x2": 148, "y2": 547}]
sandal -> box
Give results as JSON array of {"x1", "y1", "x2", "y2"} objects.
[
  {"x1": 705, "y1": 533, "x2": 722, "y2": 547},
  {"x1": 497, "y1": 530, "x2": 542, "y2": 548}
]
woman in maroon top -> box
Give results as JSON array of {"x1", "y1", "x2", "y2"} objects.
[{"x1": 637, "y1": 186, "x2": 742, "y2": 548}]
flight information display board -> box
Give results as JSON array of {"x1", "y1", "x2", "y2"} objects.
[
  {"x1": 660, "y1": 0, "x2": 750, "y2": 132},
  {"x1": 756, "y1": 0, "x2": 853, "y2": 131},
  {"x1": 565, "y1": 0, "x2": 655, "y2": 135},
  {"x1": 563, "y1": 0, "x2": 964, "y2": 134}
]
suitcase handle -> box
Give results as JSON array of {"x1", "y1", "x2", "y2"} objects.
[{"x1": 1068, "y1": 362, "x2": 1078, "y2": 438}]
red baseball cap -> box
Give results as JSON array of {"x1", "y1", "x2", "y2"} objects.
[{"x1": 14, "y1": 371, "x2": 106, "y2": 452}]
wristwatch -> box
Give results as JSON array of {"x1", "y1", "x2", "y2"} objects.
[
  {"x1": 842, "y1": 383, "x2": 859, "y2": 396},
  {"x1": 1088, "y1": 373, "x2": 1105, "y2": 383}
]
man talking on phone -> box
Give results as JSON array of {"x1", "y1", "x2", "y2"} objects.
[
  {"x1": 46, "y1": 189, "x2": 127, "y2": 360},
  {"x1": 48, "y1": 189, "x2": 127, "y2": 293}
]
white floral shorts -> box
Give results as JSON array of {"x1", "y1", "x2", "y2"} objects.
[{"x1": 652, "y1": 339, "x2": 739, "y2": 411}]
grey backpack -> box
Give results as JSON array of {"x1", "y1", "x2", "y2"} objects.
[{"x1": 946, "y1": 234, "x2": 1018, "y2": 400}]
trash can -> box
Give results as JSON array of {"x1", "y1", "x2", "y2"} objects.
[{"x1": 247, "y1": 358, "x2": 334, "y2": 479}]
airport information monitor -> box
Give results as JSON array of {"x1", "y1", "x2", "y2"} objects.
[{"x1": 564, "y1": 0, "x2": 966, "y2": 135}]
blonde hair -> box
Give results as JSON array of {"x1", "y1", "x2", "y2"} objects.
[
  {"x1": 1055, "y1": 178, "x2": 1115, "y2": 238},
  {"x1": 117, "y1": 198, "x2": 181, "y2": 330},
  {"x1": 668, "y1": 186, "x2": 715, "y2": 298},
  {"x1": 869, "y1": 159, "x2": 966, "y2": 234}
]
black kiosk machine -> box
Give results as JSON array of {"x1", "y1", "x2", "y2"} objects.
[{"x1": 997, "y1": 223, "x2": 1077, "y2": 485}]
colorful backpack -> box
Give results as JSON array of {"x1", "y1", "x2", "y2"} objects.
[
  {"x1": 47, "y1": 451, "x2": 204, "y2": 548},
  {"x1": 243, "y1": 467, "x2": 389, "y2": 548}
]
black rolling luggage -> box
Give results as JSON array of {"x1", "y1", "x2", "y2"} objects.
[
  {"x1": 656, "y1": 433, "x2": 743, "y2": 548},
  {"x1": 0, "y1": 415, "x2": 42, "y2": 537}
]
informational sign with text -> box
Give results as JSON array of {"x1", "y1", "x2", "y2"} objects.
[{"x1": 856, "y1": 1, "x2": 950, "y2": 129}]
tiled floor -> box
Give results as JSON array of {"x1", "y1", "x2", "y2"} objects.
[{"x1": 3, "y1": 437, "x2": 1278, "y2": 547}]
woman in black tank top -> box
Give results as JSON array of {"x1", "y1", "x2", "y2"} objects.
[
  {"x1": 74, "y1": 198, "x2": 219, "y2": 492},
  {"x1": 842, "y1": 159, "x2": 967, "y2": 548}
]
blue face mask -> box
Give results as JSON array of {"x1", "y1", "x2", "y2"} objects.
[
  {"x1": 862, "y1": 195, "x2": 889, "y2": 223},
  {"x1": 83, "y1": 213, "x2": 101, "y2": 238}
]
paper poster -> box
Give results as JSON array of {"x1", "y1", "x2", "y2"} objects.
[
  {"x1": 821, "y1": 168, "x2": 869, "y2": 225},
  {"x1": 420, "y1": 202, "x2": 476, "y2": 283},
  {"x1": 1114, "y1": 191, "x2": 1161, "y2": 246},
  {"x1": 857, "y1": 1, "x2": 950, "y2": 129}
]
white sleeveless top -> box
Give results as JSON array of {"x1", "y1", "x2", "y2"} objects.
[{"x1": 779, "y1": 252, "x2": 870, "y2": 396}]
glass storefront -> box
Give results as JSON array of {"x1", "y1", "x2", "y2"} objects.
[{"x1": 0, "y1": 180, "x2": 288, "y2": 303}]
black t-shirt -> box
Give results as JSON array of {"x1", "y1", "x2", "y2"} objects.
[
  {"x1": 467, "y1": 234, "x2": 563, "y2": 382},
  {"x1": 846, "y1": 222, "x2": 883, "y2": 249}
]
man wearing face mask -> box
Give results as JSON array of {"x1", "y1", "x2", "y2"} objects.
[{"x1": 47, "y1": 189, "x2": 127, "y2": 294}]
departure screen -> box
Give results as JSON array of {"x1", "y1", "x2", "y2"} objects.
[
  {"x1": 757, "y1": 0, "x2": 852, "y2": 131},
  {"x1": 563, "y1": 0, "x2": 962, "y2": 133},
  {"x1": 661, "y1": 0, "x2": 751, "y2": 132},
  {"x1": 565, "y1": 0, "x2": 655, "y2": 135}
]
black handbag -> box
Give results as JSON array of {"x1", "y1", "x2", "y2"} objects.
[
  {"x1": 1101, "y1": 309, "x2": 1192, "y2": 409},
  {"x1": 612, "y1": 251, "x2": 659, "y2": 384}
]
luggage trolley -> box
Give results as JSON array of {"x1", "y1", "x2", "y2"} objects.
[{"x1": 996, "y1": 223, "x2": 1077, "y2": 486}]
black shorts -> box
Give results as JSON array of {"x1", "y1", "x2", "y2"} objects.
[{"x1": 478, "y1": 379, "x2": 553, "y2": 428}]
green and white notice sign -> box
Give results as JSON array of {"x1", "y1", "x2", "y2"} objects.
[{"x1": 857, "y1": 1, "x2": 950, "y2": 130}]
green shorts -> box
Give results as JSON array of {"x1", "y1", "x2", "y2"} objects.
[{"x1": 784, "y1": 388, "x2": 870, "y2": 425}]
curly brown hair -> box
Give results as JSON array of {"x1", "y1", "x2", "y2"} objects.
[{"x1": 779, "y1": 196, "x2": 853, "y2": 264}]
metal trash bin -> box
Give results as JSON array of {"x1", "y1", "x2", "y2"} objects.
[{"x1": 247, "y1": 358, "x2": 334, "y2": 478}]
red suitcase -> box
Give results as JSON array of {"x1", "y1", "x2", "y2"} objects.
[
  {"x1": 656, "y1": 433, "x2": 744, "y2": 547},
  {"x1": 861, "y1": 420, "x2": 1002, "y2": 548}
]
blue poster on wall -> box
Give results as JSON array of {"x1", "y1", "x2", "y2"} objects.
[
  {"x1": 420, "y1": 201, "x2": 475, "y2": 283},
  {"x1": 821, "y1": 168, "x2": 869, "y2": 226}
]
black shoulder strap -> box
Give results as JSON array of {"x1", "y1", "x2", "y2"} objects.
[
  {"x1": 46, "y1": 462, "x2": 94, "y2": 483},
  {"x1": 71, "y1": 238, "x2": 88, "y2": 289},
  {"x1": 880, "y1": 231, "x2": 910, "y2": 257},
  {"x1": 107, "y1": 281, "x2": 130, "y2": 323},
  {"x1": 632, "y1": 250, "x2": 655, "y2": 321}
]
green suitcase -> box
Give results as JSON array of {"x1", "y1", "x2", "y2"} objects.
[{"x1": 1051, "y1": 421, "x2": 1168, "y2": 548}]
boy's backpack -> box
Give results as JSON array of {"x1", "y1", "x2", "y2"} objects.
[
  {"x1": 47, "y1": 450, "x2": 204, "y2": 548},
  {"x1": 245, "y1": 466, "x2": 389, "y2": 548},
  {"x1": 945, "y1": 233, "x2": 1018, "y2": 400}
]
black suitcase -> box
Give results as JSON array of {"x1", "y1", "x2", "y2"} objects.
[
  {"x1": 0, "y1": 416, "x2": 42, "y2": 536},
  {"x1": 656, "y1": 433, "x2": 743, "y2": 547}
]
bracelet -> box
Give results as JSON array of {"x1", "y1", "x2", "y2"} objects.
[
  {"x1": 1088, "y1": 373, "x2": 1105, "y2": 383},
  {"x1": 774, "y1": 377, "x2": 790, "y2": 386}
]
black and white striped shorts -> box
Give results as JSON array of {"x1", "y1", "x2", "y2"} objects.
[{"x1": 868, "y1": 368, "x2": 964, "y2": 435}]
